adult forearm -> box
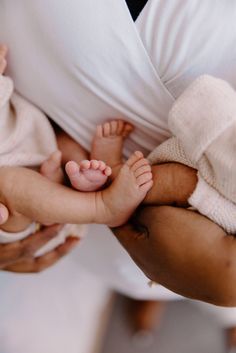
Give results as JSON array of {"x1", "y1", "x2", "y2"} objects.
[
  {"x1": 138, "y1": 206, "x2": 236, "y2": 306},
  {"x1": 114, "y1": 206, "x2": 236, "y2": 306}
]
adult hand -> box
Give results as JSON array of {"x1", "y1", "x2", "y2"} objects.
[
  {"x1": 113, "y1": 206, "x2": 236, "y2": 307},
  {"x1": 0, "y1": 167, "x2": 80, "y2": 273},
  {"x1": 0, "y1": 224, "x2": 79, "y2": 273}
]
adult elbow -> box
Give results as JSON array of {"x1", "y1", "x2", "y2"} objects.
[{"x1": 210, "y1": 268, "x2": 236, "y2": 307}]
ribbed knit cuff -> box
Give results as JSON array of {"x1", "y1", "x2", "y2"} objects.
[
  {"x1": 168, "y1": 75, "x2": 236, "y2": 163},
  {"x1": 189, "y1": 174, "x2": 236, "y2": 234},
  {"x1": 0, "y1": 75, "x2": 13, "y2": 108}
]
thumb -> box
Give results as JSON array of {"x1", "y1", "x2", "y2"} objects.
[{"x1": 0, "y1": 203, "x2": 9, "y2": 225}]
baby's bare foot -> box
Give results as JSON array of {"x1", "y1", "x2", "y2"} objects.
[
  {"x1": 0, "y1": 44, "x2": 7, "y2": 74},
  {"x1": 91, "y1": 120, "x2": 133, "y2": 174},
  {"x1": 40, "y1": 150, "x2": 64, "y2": 183},
  {"x1": 98, "y1": 151, "x2": 153, "y2": 227},
  {"x1": 65, "y1": 159, "x2": 112, "y2": 192}
]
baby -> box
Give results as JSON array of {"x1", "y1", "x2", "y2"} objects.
[
  {"x1": 0, "y1": 44, "x2": 153, "y2": 241},
  {"x1": 1, "y1": 42, "x2": 232, "y2": 246}
]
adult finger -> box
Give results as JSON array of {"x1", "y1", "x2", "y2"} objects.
[
  {"x1": 0, "y1": 224, "x2": 65, "y2": 269},
  {"x1": 3, "y1": 236, "x2": 80, "y2": 273},
  {"x1": 0, "y1": 203, "x2": 9, "y2": 225},
  {"x1": 19, "y1": 224, "x2": 64, "y2": 257}
]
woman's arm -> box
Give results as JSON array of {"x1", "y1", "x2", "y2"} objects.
[
  {"x1": 0, "y1": 224, "x2": 79, "y2": 273},
  {"x1": 113, "y1": 206, "x2": 236, "y2": 306},
  {"x1": 113, "y1": 163, "x2": 236, "y2": 306}
]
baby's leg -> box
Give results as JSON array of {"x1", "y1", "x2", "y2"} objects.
[
  {"x1": 91, "y1": 120, "x2": 133, "y2": 178},
  {"x1": 143, "y1": 163, "x2": 197, "y2": 207},
  {"x1": 0, "y1": 152, "x2": 152, "y2": 227}
]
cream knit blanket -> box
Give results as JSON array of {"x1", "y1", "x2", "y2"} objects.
[{"x1": 148, "y1": 75, "x2": 236, "y2": 234}]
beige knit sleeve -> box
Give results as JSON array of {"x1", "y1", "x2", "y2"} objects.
[
  {"x1": 189, "y1": 175, "x2": 236, "y2": 234},
  {"x1": 148, "y1": 75, "x2": 236, "y2": 234}
]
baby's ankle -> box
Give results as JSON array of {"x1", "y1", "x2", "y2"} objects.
[
  {"x1": 93, "y1": 191, "x2": 110, "y2": 224},
  {"x1": 109, "y1": 163, "x2": 123, "y2": 181}
]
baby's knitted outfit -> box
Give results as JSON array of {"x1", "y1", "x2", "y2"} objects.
[
  {"x1": 0, "y1": 75, "x2": 57, "y2": 167},
  {"x1": 0, "y1": 74, "x2": 62, "y2": 249},
  {"x1": 148, "y1": 75, "x2": 236, "y2": 234}
]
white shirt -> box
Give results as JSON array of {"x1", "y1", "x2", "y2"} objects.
[{"x1": 0, "y1": 0, "x2": 236, "y2": 299}]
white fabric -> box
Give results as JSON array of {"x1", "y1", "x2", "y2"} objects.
[
  {"x1": 0, "y1": 247, "x2": 111, "y2": 353},
  {"x1": 194, "y1": 301, "x2": 236, "y2": 328},
  {"x1": 148, "y1": 75, "x2": 236, "y2": 233},
  {"x1": 0, "y1": 2, "x2": 235, "y2": 345},
  {"x1": 1, "y1": 1, "x2": 235, "y2": 160},
  {"x1": 0, "y1": 0, "x2": 174, "y2": 158}
]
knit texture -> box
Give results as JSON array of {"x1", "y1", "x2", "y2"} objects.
[
  {"x1": 0, "y1": 75, "x2": 58, "y2": 167},
  {"x1": 148, "y1": 75, "x2": 236, "y2": 234}
]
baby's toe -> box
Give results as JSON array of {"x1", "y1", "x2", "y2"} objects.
[
  {"x1": 65, "y1": 161, "x2": 80, "y2": 176},
  {"x1": 117, "y1": 120, "x2": 125, "y2": 135},
  {"x1": 137, "y1": 172, "x2": 153, "y2": 186},
  {"x1": 91, "y1": 160, "x2": 100, "y2": 170},
  {"x1": 104, "y1": 166, "x2": 112, "y2": 176},
  {"x1": 110, "y1": 120, "x2": 119, "y2": 135},
  {"x1": 80, "y1": 160, "x2": 91, "y2": 170},
  {"x1": 65, "y1": 161, "x2": 84, "y2": 190},
  {"x1": 122, "y1": 123, "x2": 134, "y2": 137},
  {"x1": 140, "y1": 179, "x2": 153, "y2": 193},
  {"x1": 126, "y1": 151, "x2": 144, "y2": 168},
  {"x1": 103, "y1": 122, "x2": 111, "y2": 137},
  {"x1": 134, "y1": 164, "x2": 151, "y2": 178},
  {"x1": 131, "y1": 158, "x2": 149, "y2": 172},
  {"x1": 98, "y1": 160, "x2": 108, "y2": 172}
]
